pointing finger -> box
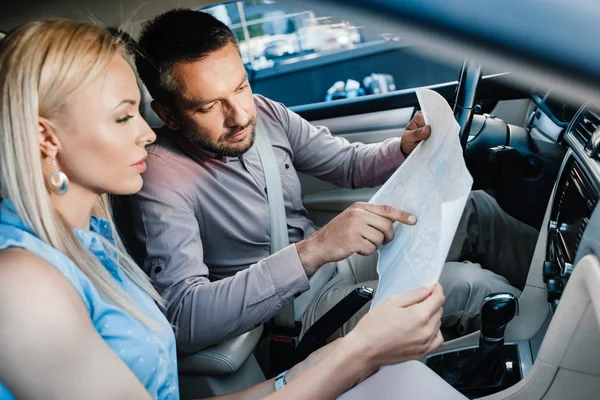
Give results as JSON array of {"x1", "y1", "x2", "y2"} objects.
[{"x1": 355, "y1": 202, "x2": 418, "y2": 225}]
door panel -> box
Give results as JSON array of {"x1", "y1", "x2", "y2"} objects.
[
  {"x1": 299, "y1": 107, "x2": 414, "y2": 227},
  {"x1": 298, "y1": 98, "x2": 533, "y2": 228},
  {"x1": 293, "y1": 77, "x2": 531, "y2": 228},
  {"x1": 309, "y1": 107, "x2": 415, "y2": 135},
  {"x1": 303, "y1": 187, "x2": 378, "y2": 228}
]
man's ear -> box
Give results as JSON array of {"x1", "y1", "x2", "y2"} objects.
[
  {"x1": 38, "y1": 117, "x2": 61, "y2": 159},
  {"x1": 151, "y1": 100, "x2": 180, "y2": 131}
]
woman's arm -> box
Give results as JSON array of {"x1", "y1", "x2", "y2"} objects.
[
  {"x1": 213, "y1": 284, "x2": 445, "y2": 400},
  {"x1": 0, "y1": 248, "x2": 151, "y2": 400}
]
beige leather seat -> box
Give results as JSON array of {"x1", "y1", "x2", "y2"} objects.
[{"x1": 177, "y1": 326, "x2": 265, "y2": 399}]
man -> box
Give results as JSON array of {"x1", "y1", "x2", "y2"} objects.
[{"x1": 127, "y1": 9, "x2": 538, "y2": 353}]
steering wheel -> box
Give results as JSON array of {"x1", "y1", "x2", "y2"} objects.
[{"x1": 453, "y1": 60, "x2": 483, "y2": 151}]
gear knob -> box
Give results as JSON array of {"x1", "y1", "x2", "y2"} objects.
[{"x1": 480, "y1": 293, "x2": 519, "y2": 343}]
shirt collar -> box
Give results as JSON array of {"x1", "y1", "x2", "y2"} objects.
[
  {"x1": 85, "y1": 216, "x2": 117, "y2": 246},
  {"x1": 0, "y1": 199, "x2": 32, "y2": 234}
]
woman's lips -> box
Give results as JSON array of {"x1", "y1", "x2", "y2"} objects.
[
  {"x1": 132, "y1": 154, "x2": 148, "y2": 173},
  {"x1": 133, "y1": 161, "x2": 147, "y2": 173}
]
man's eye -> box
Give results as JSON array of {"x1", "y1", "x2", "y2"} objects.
[
  {"x1": 237, "y1": 84, "x2": 249, "y2": 93},
  {"x1": 116, "y1": 115, "x2": 134, "y2": 123},
  {"x1": 200, "y1": 103, "x2": 216, "y2": 113}
]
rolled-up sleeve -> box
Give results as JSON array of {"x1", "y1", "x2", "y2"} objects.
[
  {"x1": 265, "y1": 97, "x2": 405, "y2": 188},
  {"x1": 130, "y1": 155, "x2": 309, "y2": 353}
]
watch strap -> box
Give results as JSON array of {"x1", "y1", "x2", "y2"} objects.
[{"x1": 274, "y1": 369, "x2": 288, "y2": 391}]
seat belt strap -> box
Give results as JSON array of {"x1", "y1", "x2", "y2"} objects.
[{"x1": 254, "y1": 118, "x2": 296, "y2": 330}]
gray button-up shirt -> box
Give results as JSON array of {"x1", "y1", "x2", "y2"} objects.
[{"x1": 129, "y1": 95, "x2": 404, "y2": 352}]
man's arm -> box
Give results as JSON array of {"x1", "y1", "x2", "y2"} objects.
[
  {"x1": 131, "y1": 155, "x2": 418, "y2": 352},
  {"x1": 130, "y1": 155, "x2": 309, "y2": 352},
  {"x1": 260, "y1": 96, "x2": 428, "y2": 188}
]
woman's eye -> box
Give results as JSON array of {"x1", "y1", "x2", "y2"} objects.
[{"x1": 116, "y1": 115, "x2": 134, "y2": 123}]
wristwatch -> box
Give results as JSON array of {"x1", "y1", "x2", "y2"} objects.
[{"x1": 274, "y1": 370, "x2": 288, "y2": 391}]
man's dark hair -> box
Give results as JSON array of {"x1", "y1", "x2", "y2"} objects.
[{"x1": 135, "y1": 9, "x2": 238, "y2": 106}]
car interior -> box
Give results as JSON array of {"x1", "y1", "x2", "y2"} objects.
[{"x1": 2, "y1": 0, "x2": 600, "y2": 399}]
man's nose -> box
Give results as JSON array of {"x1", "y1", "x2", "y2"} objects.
[{"x1": 226, "y1": 100, "x2": 250, "y2": 128}]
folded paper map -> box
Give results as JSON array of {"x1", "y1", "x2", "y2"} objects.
[{"x1": 370, "y1": 88, "x2": 474, "y2": 308}]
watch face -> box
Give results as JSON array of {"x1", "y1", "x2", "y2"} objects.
[{"x1": 275, "y1": 370, "x2": 288, "y2": 391}]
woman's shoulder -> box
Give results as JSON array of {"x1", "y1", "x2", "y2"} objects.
[
  {"x1": 0, "y1": 247, "x2": 93, "y2": 339},
  {"x1": 0, "y1": 248, "x2": 150, "y2": 399},
  {"x1": 0, "y1": 246, "x2": 54, "y2": 277},
  {"x1": 0, "y1": 247, "x2": 86, "y2": 307},
  {"x1": 0, "y1": 224, "x2": 90, "y2": 295}
]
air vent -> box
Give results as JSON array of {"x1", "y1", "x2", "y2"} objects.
[{"x1": 573, "y1": 108, "x2": 600, "y2": 146}]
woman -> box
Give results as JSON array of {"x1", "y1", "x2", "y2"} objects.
[{"x1": 0, "y1": 20, "x2": 445, "y2": 399}]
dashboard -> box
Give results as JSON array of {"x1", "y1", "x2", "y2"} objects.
[
  {"x1": 534, "y1": 97, "x2": 600, "y2": 312},
  {"x1": 528, "y1": 89, "x2": 578, "y2": 143}
]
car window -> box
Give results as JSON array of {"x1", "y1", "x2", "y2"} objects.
[{"x1": 201, "y1": 1, "x2": 462, "y2": 107}]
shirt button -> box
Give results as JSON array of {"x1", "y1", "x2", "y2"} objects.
[
  {"x1": 285, "y1": 164, "x2": 290, "y2": 169},
  {"x1": 154, "y1": 266, "x2": 162, "y2": 274}
]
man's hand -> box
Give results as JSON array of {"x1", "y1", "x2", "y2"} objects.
[
  {"x1": 295, "y1": 202, "x2": 416, "y2": 276},
  {"x1": 400, "y1": 111, "x2": 431, "y2": 156},
  {"x1": 346, "y1": 283, "x2": 445, "y2": 370}
]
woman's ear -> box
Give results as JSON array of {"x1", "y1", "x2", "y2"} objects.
[
  {"x1": 151, "y1": 100, "x2": 180, "y2": 131},
  {"x1": 38, "y1": 117, "x2": 61, "y2": 158}
]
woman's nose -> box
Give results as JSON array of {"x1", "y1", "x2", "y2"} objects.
[{"x1": 138, "y1": 120, "x2": 156, "y2": 146}]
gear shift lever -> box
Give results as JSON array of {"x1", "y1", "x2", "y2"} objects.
[
  {"x1": 480, "y1": 293, "x2": 519, "y2": 344},
  {"x1": 426, "y1": 293, "x2": 521, "y2": 396},
  {"x1": 459, "y1": 293, "x2": 519, "y2": 383}
]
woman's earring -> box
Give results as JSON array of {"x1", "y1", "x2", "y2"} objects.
[{"x1": 49, "y1": 157, "x2": 69, "y2": 195}]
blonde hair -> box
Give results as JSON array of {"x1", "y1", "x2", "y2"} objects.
[{"x1": 0, "y1": 19, "x2": 163, "y2": 325}]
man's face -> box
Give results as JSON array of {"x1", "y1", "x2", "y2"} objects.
[{"x1": 168, "y1": 43, "x2": 257, "y2": 157}]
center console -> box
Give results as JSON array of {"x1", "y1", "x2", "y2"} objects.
[
  {"x1": 425, "y1": 293, "x2": 524, "y2": 399},
  {"x1": 426, "y1": 154, "x2": 600, "y2": 399},
  {"x1": 425, "y1": 153, "x2": 599, "y2": 399},
  {"x1": 543, "y1": 156, "x2": 598, "y2": 310}
]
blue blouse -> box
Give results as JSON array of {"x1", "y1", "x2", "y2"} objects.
[{"x1": 0, "y1": 199, "x2": 179, "y2": 399}]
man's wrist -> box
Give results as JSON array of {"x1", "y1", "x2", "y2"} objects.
[
  {"x1": 400, "y1": 137, "x2": 410, "y2": 158},
  {"x1": 295, "y1": 237, "x2": 323, "y2": 277}
]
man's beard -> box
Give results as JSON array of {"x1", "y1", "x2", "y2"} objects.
[{"x1": 182, "y1": 118, "x2": 257, "y2": 158}]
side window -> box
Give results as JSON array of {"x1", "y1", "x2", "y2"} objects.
[{"x1": 202, "y1": 1, "x2": 461, "y2": 107}]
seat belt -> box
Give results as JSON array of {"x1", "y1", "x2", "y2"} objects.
[{"x1": 254, "y1": 118, "x2": 296, "y2": 330}]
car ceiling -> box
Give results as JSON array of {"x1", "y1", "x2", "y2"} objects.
[
  {"x1": 5, "y1": 0, "x2": 600, "y2": 109},
  {"x1": 0, "y1": 0, "x2": 221, "y2": 32}
]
